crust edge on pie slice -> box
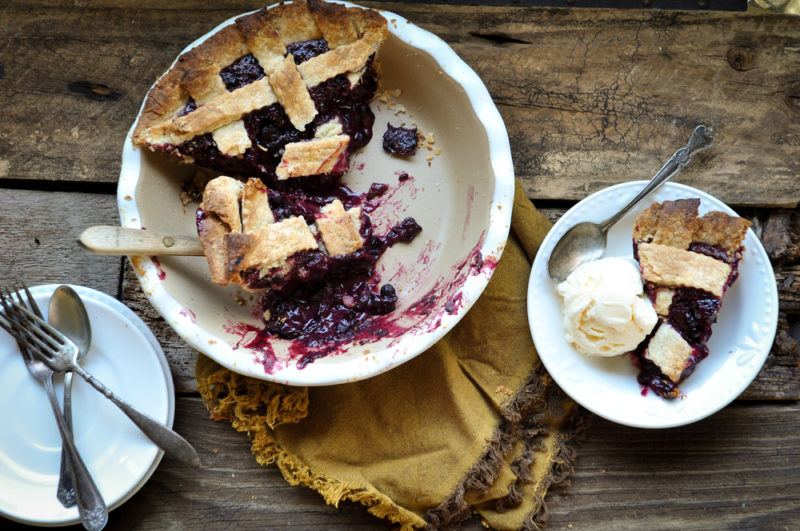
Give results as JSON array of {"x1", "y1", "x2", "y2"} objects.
[
  {"x1": 644, "y1": 323, "x2": 695, "y2": 383},
  {"x1": 638, "y1": 243, "x2": 731, "y2": 298}
]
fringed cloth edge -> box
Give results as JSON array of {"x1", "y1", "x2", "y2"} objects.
[
  {"x1": 197, "y1": 357, "x2": 426, "y2": 529},
  {"x1": 196, "y1": 358, "x2": 586, "y2": 530}
]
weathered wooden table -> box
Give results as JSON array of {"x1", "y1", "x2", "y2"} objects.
[{"x1": 2, "y1": 1, "x2": 799, "y2": 528}]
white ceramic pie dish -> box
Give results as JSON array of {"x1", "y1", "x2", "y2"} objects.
[
  {"x1": 528, "y1": 181, "x2": 779, "y2": 429},
  {"x1": 117, "y1": 2, "x2": 514, "y2": 385}
]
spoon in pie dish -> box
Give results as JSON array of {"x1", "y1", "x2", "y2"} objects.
[{"x1": 547, "y1": 125, "x2": 715, "y2": 282}]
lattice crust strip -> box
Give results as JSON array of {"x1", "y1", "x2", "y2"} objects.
[
  {"x1": 198, "y1": 177, "x2": 363, "y2": 287},
  {"x1": 132, "y1": 0, "x2": 387, "y2": 159}
]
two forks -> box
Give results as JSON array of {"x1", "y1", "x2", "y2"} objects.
[
  {"x1": 0, "y1": 286, "x2": 201, "y2": 529},
  {"x1": 0, "y1": 287, "x2": 107, "y2": 530}
]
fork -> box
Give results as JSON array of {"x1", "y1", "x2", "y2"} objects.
[
  {"x1": 0, "y1": 288, "x2": 107, "y2": 531},
  {"x1": 0, "y1": 288, "x2": 201, "y2": 468}
]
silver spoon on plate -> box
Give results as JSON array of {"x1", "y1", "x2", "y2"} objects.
[
  {"x1": 49, "y1": 286, "x2": 92, "y2": 508},
  {"x1": 547, "y1": 125, "x2": 715, "y2": 283}
]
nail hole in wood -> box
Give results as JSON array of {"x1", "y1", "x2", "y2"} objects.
[{"x1": 726, "y1": 47, "x2": 756, "y2": 71}]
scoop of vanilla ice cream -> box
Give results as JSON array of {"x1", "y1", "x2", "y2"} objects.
[{"x1": 556, "y1": 257, "x2": 657, "y2": 357}]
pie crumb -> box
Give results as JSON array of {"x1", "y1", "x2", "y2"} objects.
[
  {"x1": 180, "y1": 171, "x2": 211, "y2": 206},
  {"x1": 417, "y1": 131, "x2": 441, "y2": 159}
]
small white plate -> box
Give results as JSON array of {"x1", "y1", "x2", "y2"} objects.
[
  {"x1": 528, "y1": 182, "x2": 779, "y2": 429},
  {"x1": 0, "y1": 285, "x2": 174, "y2": 526}
]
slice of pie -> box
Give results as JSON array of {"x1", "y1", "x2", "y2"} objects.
[
  {"x1": 631, "y1": 199, "x2": 751, "y2": 398},
  {"x1": 196, "y1": 176, "x2": 365, "y2": 291},
  {"x1": 132, "y1": 0, "x2": 387, "y2": 184}
]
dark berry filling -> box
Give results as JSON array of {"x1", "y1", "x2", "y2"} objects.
[
  {"x1": 286, "y1": 39, "x2": 329, "y2": 64},
  {"x1": 633, "y1": 353, "x2": 680, "y2": 399},
  {"x1": 261, "y1": 279, "x2": 397, "y2": 344},
  {"x1": 688, "y1": 241, "x2": 730, "y2": 264},
  {"x1": 665, "y1": 288, "x2": 720, "y2": 344},
  {"x1": 248, "y1": 213, "x2": 421, "y2": 355},
  {"x1": 309, "y1": 57, "x2": 378, "y2": 150},
  {"x1": 369, "y1": 217, "x2": 422, "y2": 256},
  {"x1": 267, "y1": 186, "x2": 364, "y2": 224},
  {"x1": 220, "y1": 54, "x2": 265, "y2": 91},
  {"x1": 632, "y1": 325, "x2": 709, "y2": 400},
  {"x1": 205, "y1": 184, "x2": 422, "y2": 360},
  {"x1": 178, "y1": 134, "x2": 265, "y2": 176},
  {"x1": 245, "y1": 103, "x2": 305, "y2": 164},
  {"x1": 178, "y1": 97, "x2": 197, "y2": 116},
  {"x1": 366, "y1": 182, "x2": 388, "y2": 200},
  {"x1": 382, "y1": 124, "x2": 418, "y2": 156}
]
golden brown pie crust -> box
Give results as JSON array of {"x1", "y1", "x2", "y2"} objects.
[
  {"x1": 634, "y1": 198, "x2": 751, "y2": 259},
  {"x1": 197, "y1": 176, "x2": 366, "y2": 288},
  {"x1": 638, "y1": 243, "x2": 732, "y2": 298},
  {"x1": 132, "y1": 0, "x2": 387, "y2": 179},
  {"x1": 316, "y1": 199, "x2": 363, "y2": 256}
]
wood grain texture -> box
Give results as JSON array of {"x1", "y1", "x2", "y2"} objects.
[
  {"x1": 121, "y1": 260, "x2": 198, "y2": 394},
  {"x1": 1, "y1": 3, "x2": 799, "y2": 528},
  {"x1": 1, "y1": 2, "x2": 798, "y2": 207},
  {"x1": 393, "y1": 4, "x2": 800, "y2": 207},
  {"x1": 46, "y1": 397, "x2": 798, "y2": 530},
  {"x1": 0, "y1": 188, "x2": 122, "y2": 296}
]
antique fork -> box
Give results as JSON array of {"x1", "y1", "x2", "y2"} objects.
[
  {"x1": 0, "y1": 288, "x2": 108, "y2": 531},
  {"x1": 0, "y1": 288, "x2": 201, "y2": 467}
]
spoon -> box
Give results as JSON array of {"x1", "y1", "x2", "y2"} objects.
[
  {"x1": 547, "y1": 125, "x2": 715, "y2": 282},
  {"x1": 49, "y1": 285, "x2": 92, "y2": 508}
]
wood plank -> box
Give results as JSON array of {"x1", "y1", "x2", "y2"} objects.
[
  {"x1": 105, "y1": 396, "x2": 387, "y2": 529},
  {"x1": 90, "y1": 397, "x2": 800, "y2": 529},
  {"x1": 1, "y1": 3, "x2": 798, "y2": 208},
  {"x1": 121, "y1": 260, "x2": 198, "y2": 394},
  {"x1": 376, "y1": 3, "x2": 800, "y2": 207},
  {"x1": 546, "y1": 402, "x2": 800, "y2": 530},
  {"x1": 0, "y1": 188, "x2": 121, "y2": 296}
]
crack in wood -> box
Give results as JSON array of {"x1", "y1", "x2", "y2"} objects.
[
  {"x1": 66, "y1": 80, "x2": 123, "y2": 101},
  {"x1": 469, "y1": 31, "x2": 531, "y2": 45}
]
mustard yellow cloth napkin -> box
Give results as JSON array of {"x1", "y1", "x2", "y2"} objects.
[{"x1": 196, "y1": 181, "x2": 583, "y2": 529}]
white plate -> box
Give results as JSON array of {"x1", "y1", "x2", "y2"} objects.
[
  {"x1": 117, "y1": 2, "x2": 514, "y2": 386},
  {"x1": 0, "y1": 285, "x2": 173, "y2": 526},
  {"x1": 528, "y1": 182, "x2": 778, "y2": 429}
]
